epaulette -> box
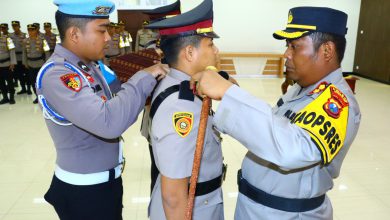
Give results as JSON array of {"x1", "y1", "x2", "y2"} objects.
[{"x1": 178, "y1": 80, "x2": 194, "y2": 101}]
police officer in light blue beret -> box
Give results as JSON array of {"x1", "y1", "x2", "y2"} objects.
[
  {"x1": 191, "y1": 6, "x2": 361, "y2": 220},
  {"x1": 39, "y1": 0, "x2": 169, "y2": 219}
]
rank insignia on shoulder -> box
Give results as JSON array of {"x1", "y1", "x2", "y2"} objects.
[
  {"x1": 173, "y1": 112, "x2": 193, "y2": 137},
  {"x1": 60, "y1": 73, "x2": 82, "y2": 92},
  {"x1": 310, "y1": 81, "x2": 329, "y2": 95}
]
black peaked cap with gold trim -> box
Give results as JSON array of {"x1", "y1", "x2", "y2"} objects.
[
  {"x1": 273, "y1": 7, "x2": 348, "y2": 40},
  {"x1": 144, "y1": 0, "x2": 181, "y2": 22},
  {"x1": 146, "y1": 0, "x2": 218, "y2": 39}
]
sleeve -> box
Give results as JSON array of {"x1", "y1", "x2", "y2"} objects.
[
  {"x1": 151, "y1": 97, "x2": 200, "y2": 179},
  {"x1": 10, "y1": 49, "x2": 17, "y2": 65},
  {"x1": 42, "y1": 67, "x2": 157, "y2": 139},
  {"x1": 213, "y1": 85, "x2": 322, "y2": 170}
]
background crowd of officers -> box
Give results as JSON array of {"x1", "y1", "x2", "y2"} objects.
[{"x1": 0, "y1": 20, "x2": 158, "y2": 105}]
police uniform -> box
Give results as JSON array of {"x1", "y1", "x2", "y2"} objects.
[
  {"x1": 139, "y1": 0, "x2": 182, "y2": 195},
  {"x1": 23, "y1": 24, "x2": 50, "y2": 103},
  {"x1": 39, "y1": 0, "x2": 159, "y2": 219},
  {"x1": 10, "y1": 21, "x2": 29, "y2": 94},
  {"x1": 210, "y1": 7, "x2": 361, "y2": 219},
  {"x1": 0, "y1": 23, "x2": 17, "y2": 104},
  {"x1": 43, "y1": 22, "x2": 58, "y2": 57},
  {"x1": 135, "y1": 23, "x2": 159, "y2": 52},
  {"x1": 104, "y1": 23, "x2": 125, "y2": 66},
  {"x1": 146, "y1": 1, "x2": 225, "y2": 219},
  {"x1": 118, "y1": 21, "x2": 133, "y2": 54}
]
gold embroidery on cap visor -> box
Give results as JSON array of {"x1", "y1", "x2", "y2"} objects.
[{"x1": 274, "y1": 30, "x2": 309, "y2": 39}]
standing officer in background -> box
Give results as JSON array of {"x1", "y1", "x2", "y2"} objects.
[
  {"x1": 43, "y1": 22, "x2": 58, "y2": 57},
  {"x1": 33, "y1": 23, "x2": 45, "y2": 39},
  {"x1": 0, "y1": 23, "x2": 16, "y2": 104},
  {"x1": 39, "y1": 0, "x2": 168, "y2": 219},
  {"x1": 191, "y1": 7, "x2": 361, "y2": 220},
  {"x1": 146, "y1": 0, "x2": 225, "y2": 219},
  {"x1": 118, "y1": 21, "x2": 132, "y2": 53},
  {"x1": 23, "y1": 24, "x2": 50, "y2": 103},
  {"x1": 104, "y1": 22, "x2": 125, "y2": 66},
  {"x1": 10, "y1": 21, "x2": 28, "y2": 94},
  {"x1": 135, "y1": 20, "x2": 159, "y2": 52}
]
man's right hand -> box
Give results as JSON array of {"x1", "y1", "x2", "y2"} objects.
[
  {"x1": 143, "y1": 63, "x2": 169, "y2": 81},
  {"x1": 190, "y1": 70, "x2": 233, "y2": 100}
]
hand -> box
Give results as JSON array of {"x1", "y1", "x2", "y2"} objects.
[
  {"x1": 143, "y1": 63, "x2": 169, "y2": 81},
  {"x1": 9, "y1": 64, "x2": 15, "y2": 72},
  {"x1": 190, "y1": 70, "x2": 233, "y2": 100}
]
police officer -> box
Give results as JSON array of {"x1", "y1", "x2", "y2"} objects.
[
  {"x1": 191, "y1": 7, "x2": 361, "y2": 220},
  {"x1": 104, "y1": 22, "x2": 125, "y2": 66},
  {"x1": 43, "y1": 22, "x2": 58, "y2": 57},
  {"x1": 23, "y1": 24, "x2": 50, "y2": 103},
  {"x1": 135, "y1": 20, "x2": 159, "y2": 52},
  {"x1": 39, "y1": 0, "x2": 168, "y2": 219},
  {"x1": 0, "y1": 23, "x2": 16, "y2": 104},
  {"x1": 33, "y1": 22, "x2": 45, "y2": 39},
  {"x1": 139, "y1": 0, "x2": 181, "y2": 195},
  {"x1": 10, "y1": 21, "x2": 29, "y2": 94},
  {"x1": 146, "y1": 0, "x2": 225, "y2": 219},
  {"x1": 117, "y1": 21, "x2": 132, "y2": 53}
]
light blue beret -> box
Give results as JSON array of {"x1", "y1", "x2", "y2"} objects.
[{"x1": 54, "y1": 0, "x2": 115, "y2": 18}]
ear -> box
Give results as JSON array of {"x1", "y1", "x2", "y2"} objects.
[
  {"x1": 322, "y1": 41, "x2": 336, "y2": 62},
  {"x1": 183, "y1": 44, "x2": 197, "y2": 63},
  {"x1": 67, "y1": 26, "x2": 81, "y2": 44}
]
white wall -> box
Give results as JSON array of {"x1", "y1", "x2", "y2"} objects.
[{"x1": 0, "y1": 0, "x2": 361, "y2": 71}]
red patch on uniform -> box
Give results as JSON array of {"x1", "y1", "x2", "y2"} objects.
[
  {"x1": 323, "y1": 86, "x2": 349, "y2": 119},
  {"x1": 101, "y1": 95, "x2": 107, "y2": 102},
  {"x1": 82, "y1": 72, "x2": 95, "y2": 83},
  {"x1": 60, "y1": 73, "x2": 82, "y2": 92},
  {"x1": 310, "y1": 81, "x2": 329, "y2": 95}
]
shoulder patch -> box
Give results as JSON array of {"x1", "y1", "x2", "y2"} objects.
[
  {"x1": 323, "y1": 86, "x2": 349, "y2": 119},
  {"x1": 60, "y1": 73, "x2": 82, "y2": 92},
  {"x1": 173, "y1": 112, "x2": 193, "y2": 138}
]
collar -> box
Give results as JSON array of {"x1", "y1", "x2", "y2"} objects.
[
  {"x1": 169, "y1": 68, "x2": 191, "y2": 81},
  {"x1": 284, "y1": 68, "x2": 344, "y2": 102},
  {"x1": 53, "y1": 44, "x2": 94, "y2": 70}
]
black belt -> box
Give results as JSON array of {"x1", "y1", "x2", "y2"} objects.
[
  {"x1": 237, "y1": 169, "x2": 325, "y2": 212},
  {"x1": 15, "y1": 51, "x2": 22, "y2": 55},
  {"x1": 27, "y1": 55, "x2": 45, "y2": 61},
  {"x1": 0, "y1": 57, "x2": 10, "y2": 63}
]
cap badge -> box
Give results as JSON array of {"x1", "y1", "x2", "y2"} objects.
[
  {"x1": 92, "y1": 6, "x2": 112, "y2": 15},
  {"x1": 288, "y1": 11, "x2": 293, "y2": 24}
]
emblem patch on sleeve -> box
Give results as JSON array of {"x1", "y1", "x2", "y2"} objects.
[
  {"x1": 60, "y1": 73, "x2": 82, "y2": 92},
  {"x1": 173, "y1": 112, "x2": 194, "y2": 137}
]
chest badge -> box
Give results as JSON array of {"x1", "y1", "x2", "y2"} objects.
[
  {"x1": 173, "y1": 112, "x2": 194, "y2": 138},
  {"x1": 60, "y1": 73, "x2": 82, "y2": 92}
]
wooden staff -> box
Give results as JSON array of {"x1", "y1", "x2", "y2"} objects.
[{"x1": 185, "y1": 97, "x2": 211, "y2": 220}]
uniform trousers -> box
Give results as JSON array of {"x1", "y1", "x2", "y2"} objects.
[
  {"x1": 0, "y1": 66, "x2": 15, "y2": 97},
  {"x1": 28, "y1": 67, "x2": 40, "y2": 95},
  {"x1": 14, "y1": 61, "x2": 28, "y2": 91},
  {"x1": 44, "y1": 175, "x2": 123, "y2": 220}
]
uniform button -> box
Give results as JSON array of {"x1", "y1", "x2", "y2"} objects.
[{"x1": 204, "y1": 200, "x2": 208, "y2": 205}]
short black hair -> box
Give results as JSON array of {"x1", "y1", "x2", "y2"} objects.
[
  {"x1": 309, "y1": 32, "x2": 346, "y2": 63},
  {"x1": 55, "y1": 11, "x2": 95, "y2": 41},
  {"x1": 159, "y1": 35, "x2": 204, "y2": 67}
]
